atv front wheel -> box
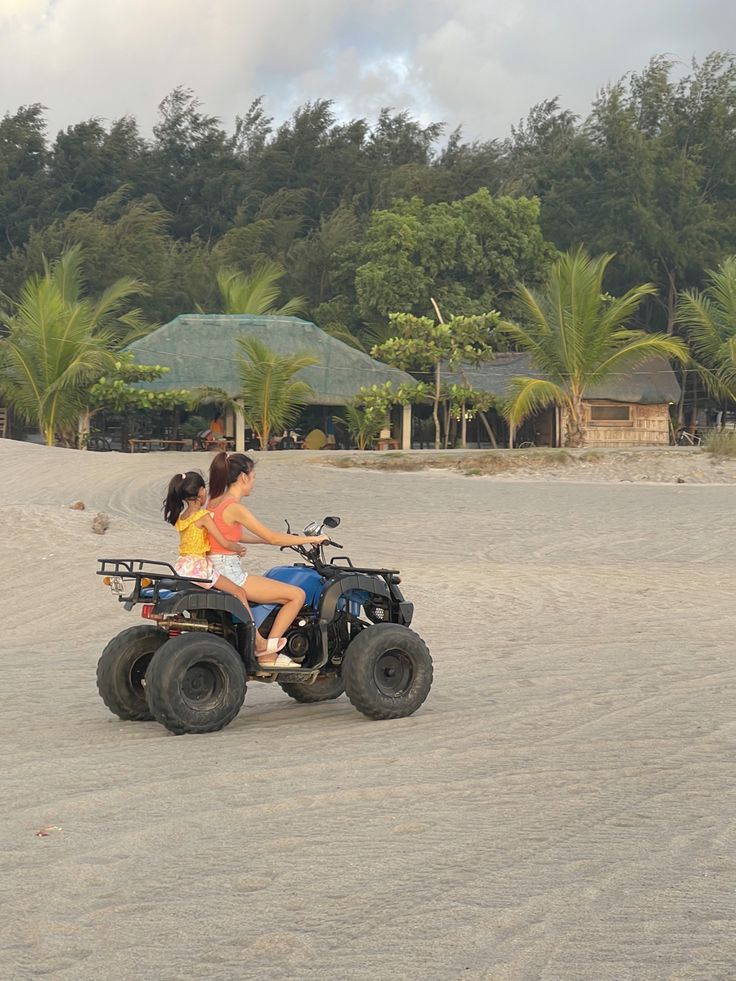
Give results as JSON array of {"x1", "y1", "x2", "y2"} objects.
[
  {"x1": 97, "y1": 624, "x2": 166, "y2": 721},
  {"x1": 145, "y1": 634, "x2": 246, "y2": 735},
  {"x1": 279, "y1": 673, "x2": 345, "y2": 703},
  {"x1": 342, "y1": 623, "x2": 432, "y2": 720}
]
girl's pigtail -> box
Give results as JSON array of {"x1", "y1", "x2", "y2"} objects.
[{"x1": 163, "y1": 473, "x2": 186, "y2": 525}]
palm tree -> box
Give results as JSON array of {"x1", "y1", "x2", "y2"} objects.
[
  {"x1": 338, "y1": 403, "x2": 383, "y2": 450},
  {"x1": 501, "y1": 249, "x2": 688, "y2": 446},
  {"x1": 321, "y1": 319, "x2": 398, "y2": 353},
  {"x1": 0, "y1": 247, "x2": 149, "y2": 445},
  {"x1": 34, "y1": 245, "x2": 148, "y2": 344},
  {"x1": 237, "y1": 337, "x2": 317, "y2": 449},
  {"x1": 215, "y1": 262, "x2": 306, "y2": 317},
  {"x1": 676, "y1": 256, "x2": 736, "y2": 400}
]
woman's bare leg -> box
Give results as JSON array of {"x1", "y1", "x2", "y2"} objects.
[
  {"x1": 213, "y1": 574, "x2": 271, "y2": 651},
  {"x1": 212, "y1": 573, "x2": 253, "y2": 616},
  {"x1": 244, "y1": 575, "x2": 306, "y2": 653}
]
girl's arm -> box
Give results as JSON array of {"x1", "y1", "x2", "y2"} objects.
[
  {"x1": 195, "y1": 513, "x2": 247, "y2": 554},
  {"x1": 225, "y1": 502, "x2": 329, "y2": 547}
]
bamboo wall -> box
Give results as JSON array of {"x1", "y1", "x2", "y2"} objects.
[{"x1": 581, "y1": 401, "x2": 670, "y2": 447}]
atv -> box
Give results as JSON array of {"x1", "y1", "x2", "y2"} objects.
[{"x1": 96, "y1": 516, "x2": 432, "y2": 735}]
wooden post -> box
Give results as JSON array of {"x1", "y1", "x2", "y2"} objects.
[
  {"x1": 401, "y1": 403, "x2": 412, "y2": 450},
  {"x1": 78, "y1": 410, "x2": 91, "y2": 450},
  {"x1": 224, "y1": 406, "x2": 235, "y2": 440},
  {"x1": 235, "y1": 401, "x2": 246, "y2": 452},
  {"x1": 430, "y1": 297, "x2": 444, "y2": 451}
]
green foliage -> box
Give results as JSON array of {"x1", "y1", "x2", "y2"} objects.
[
  {"x1": 151, "y1": 87, "x2": 250, "y2": 241},
  {"x1": 501, "y1": 249, "x2": 689, "y2": 446},
  {"x1": 0, "y1": 190, "x2": 173, "y2": 322},
  {"x1": 213, "y1": 262, "x2": 306, "y2": 316},
  {"x1": 0, "y1": 249, "x2": 148, "y2": 443},
  {"x1": 446, "y1": 384, "x2": 496, "y2": 421},
  {"x1": 507, "y1": 56, "x2": 736, "y2": 329},
  {"x1": 89, "y1": 354, "x2": 194, "y2": 414},
  {"x1": 355, "y1": 189, "x2": 554, "y2": 323},
  {"x1": 676, "y1": 256, "x2": 736, "y2": 399},
  {"x1": 178, "y1": 414, "x2": 210, "y2": 439},
  {"x1": 0, "y1": 105, "x2": 53, "y2": 256},
  {"x1": 0, "y1": 55, "x2": 734, "y2": 357},
  {"x1": 339, "y1": 403, "x2": 384, "y2": 451},
  {"x1": 373, "y1": 310, "x2": 500, "y2": 371},
  {"x1": 705, "y1": 430, "x2": 736, "y2": 458},
  {"x1": 341, "y1": 381, "x2": 429, "y2": 449},
  {"x1": 236, "y1": 336, "x2": 317, "y2": 448},
  {"x1": 372, "y1": 310, "x2": 500, "y2": 448},
  {"x1": 288, "y1": 206, "x2": 361, "y2": 307}
]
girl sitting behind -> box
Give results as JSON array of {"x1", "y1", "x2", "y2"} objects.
[{"x1": 163, "y1": 471, "x2": 286, "y2": 657}]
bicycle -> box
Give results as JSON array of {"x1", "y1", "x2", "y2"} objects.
[{"x1": 675, "y1": 430, "x2": 702, "y2": 446}]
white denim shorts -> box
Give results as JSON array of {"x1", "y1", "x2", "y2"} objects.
[{"x1": 209, "y1": 553, "x2": 248, "y2": 587}]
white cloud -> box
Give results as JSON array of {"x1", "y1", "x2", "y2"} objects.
[{"x1": 0, "y1": 0, "x2": 732, "y2": 140}]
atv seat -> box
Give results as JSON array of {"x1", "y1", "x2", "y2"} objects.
[
  {"x1": 140, "y1": 579, "x2": 207, "y2": 601},
  {"x1": 141, "y1": 582, "x2": 261, "y2": 627}
]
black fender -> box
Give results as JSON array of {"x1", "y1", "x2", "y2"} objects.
[
  {"x1": 154, "y1": 589, "x2": 256, "y2": 659},
  {"x1": 318, "y1": 573, "x2": 391, "y2": 623},
  {"x1": 312, "y1": 573, "x2": 391, "y2": 668},
  {"x1": 155, "y1": 588, "x2": 251, "y2": 621}
]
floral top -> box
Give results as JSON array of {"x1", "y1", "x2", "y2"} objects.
[{"x1": 175, "y1": 508, "x2": 211, "y2": 556}]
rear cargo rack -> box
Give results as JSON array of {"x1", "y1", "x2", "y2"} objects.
[{"x1": 97, "y1": 558, "x2": 210, "y2": 608}]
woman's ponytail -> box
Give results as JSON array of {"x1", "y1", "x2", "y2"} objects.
[
  {"x1": 208, "y1": 451, "x2": 230, "y2": 500},
  {"x1": 208, "y1": 451, "x2": 256, "y2": 499}
]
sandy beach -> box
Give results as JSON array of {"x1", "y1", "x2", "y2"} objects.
[{"x1": 1, "y1": 440, "x2": 735, "y2": 981}]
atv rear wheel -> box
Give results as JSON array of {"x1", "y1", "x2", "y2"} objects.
[
  {"x1": 342, "y1": 623, "x2": 432, "y2": 720},
  {"x1": 145, "y1": 633, "x2": 246, "y2": 735},
  {"x1": 97, "y1": 624, "x2": 166, "y2": 721},
  {"x1": 279, "y1": 673, "x2": 345, "y2": 703}
]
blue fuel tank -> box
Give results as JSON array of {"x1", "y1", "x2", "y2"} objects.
[{"x1": 263, "y1": 565, "x2": 326, "y2": 608}]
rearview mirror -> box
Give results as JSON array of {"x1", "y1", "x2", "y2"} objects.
[{"x1": 323, "y1": 516, "x2": 340, "y2": 529}]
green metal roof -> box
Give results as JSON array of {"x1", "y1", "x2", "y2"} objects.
[{"x1": 125, "y1": 315, "x2": 415, "y2": 406}]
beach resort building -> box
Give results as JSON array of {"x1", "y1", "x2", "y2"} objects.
[
  {"x1": 125, "y1": 314, "x2": 416, "y2": 450},
  {"x1": 446, "y1": 354, "x2": 681, "y2": 448}
]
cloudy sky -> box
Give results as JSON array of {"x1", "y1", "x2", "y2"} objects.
[{"x1": 1, "y1": 0, "x2": 733, "y2": 141}]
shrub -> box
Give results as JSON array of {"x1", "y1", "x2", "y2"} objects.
[{"x1": 705, "y1": 430, "x2": 736, "y2": 458}]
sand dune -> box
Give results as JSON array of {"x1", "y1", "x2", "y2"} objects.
[{"x1": 1, "y1": 440, "x2": 735, "y2": 980}]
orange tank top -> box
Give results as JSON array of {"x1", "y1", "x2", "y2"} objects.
[{"x1": 207, "y1": 496, "x2": 243, "y2": 554}]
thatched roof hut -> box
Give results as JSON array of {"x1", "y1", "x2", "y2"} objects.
[
  {"x1": 444, "y1": 353, "x2": 680, "y2": 404},
  {"x1": 444, "y1": 354, "x2": 681, "y2": 447},
  {"x1": 125, "y1": 314, "x2": 414, "y2": 405}
]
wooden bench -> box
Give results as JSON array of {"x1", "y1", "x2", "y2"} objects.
[
  {"x1": 193, "y1": 436, "x2": 235, "y2": 452},
  {"x1": 158, "y1": 439, "x2": 193, "y2": 451},
  {"x1": 129, "y1": 438, "x2": 193, "y2": 453}
]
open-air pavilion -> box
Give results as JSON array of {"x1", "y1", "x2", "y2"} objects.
[{"x1": 125, "y1": 314, "x2": 416, "y2": 451}]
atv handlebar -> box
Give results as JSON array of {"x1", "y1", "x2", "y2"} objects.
[
  {"x1": 278, "y1": 517, "x2": 343, "y2": 566},
  {"x1": 280, "y1": 538, "x2": 342, "y2": 556}
]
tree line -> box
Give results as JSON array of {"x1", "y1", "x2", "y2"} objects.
[
  {"x1": 1, "y1": 52, "x2": 736, "y2": 449},
  {"x1": 0, "y1": 52, "x2": 734, "y2": 341}
]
